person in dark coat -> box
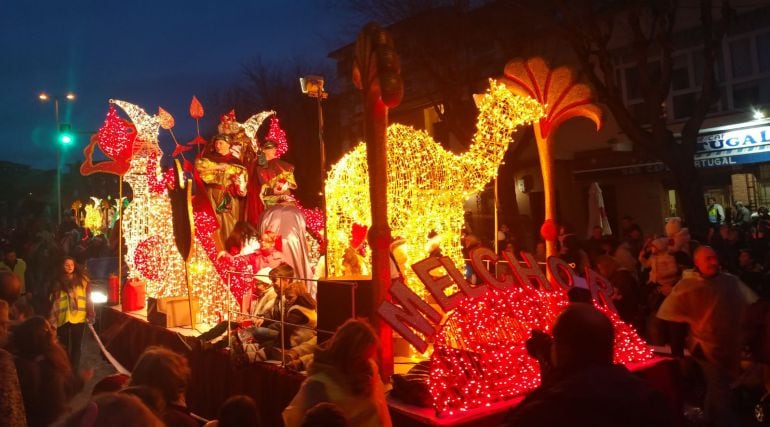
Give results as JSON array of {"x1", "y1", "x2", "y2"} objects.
[{"x1": 502, "y1": 304, "x2": 672, "y2": 427}]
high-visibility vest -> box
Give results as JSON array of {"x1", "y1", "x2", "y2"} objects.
[{"x1": 52, "y1": 281, "x2": 88, "y2": 326}]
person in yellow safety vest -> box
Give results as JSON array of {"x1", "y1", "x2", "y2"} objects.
[
  {"x1": 50, "y1": 257, "x2": 94, "y2": 370},
  {"x1": 283, "y1": 319, "x2": 392, "y2": 427}
]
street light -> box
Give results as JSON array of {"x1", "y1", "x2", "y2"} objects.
[
  {"x1": 300, "y1": 75, "x2": 329, "y2": 276},
  {"x1": 38, "y1": 91, "x2": 76, "y2": 225}
]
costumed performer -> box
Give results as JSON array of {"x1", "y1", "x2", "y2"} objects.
[
  {"x1": 196, "y1": 133, "x2": 248, "y2": 255},
  {"x1": 249, "y1": 130, "x2": 314, "y2": 292}
]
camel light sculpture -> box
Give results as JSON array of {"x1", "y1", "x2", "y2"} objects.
[{"x1": 325, "y1": 81, "x2": 544, "y2": 292}]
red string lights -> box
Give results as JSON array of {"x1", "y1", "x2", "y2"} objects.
[{"x1": 429, "y1": 286, "x2": 653, "y2": 415}]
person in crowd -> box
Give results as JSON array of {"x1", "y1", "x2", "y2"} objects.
[
  {"x1": 638, "y1": 237, "x2": 681, "y2": 344},
  {"x1": 503, "y1": 304, "x2": 671, "y2": 426},
  {"x1": 606, "y1": 236, "x2": 639, "y2": 275},
  {"x1": 639, "y1": 237, "x2": 680, "y2": 296},
  {"x1": 734, "y1": 201, "x2": 753, "y2": 233},
  {"x1": 61, "y1": 393, "x2": 165, "y2": 427},
  {"x1": 497, "y1": 224, "x2": 512, "y2": 252},
  {"x1": 283, "y1": 319, "x2": 392, "y2": 427},
  {"x1": 91, "y1": 373, "x2": 130, "y2": 395},
  {"x1": 196, "y1": 133, "x2": 248, "y2": 256},
  {"x1": 204, "y1": 394, "x2": 263, "y2": 427},
  {"x1": 657, "y1": 246, "x2": 758, "y2": 426},
  {"x1": 11, "y1": 316, "x2": 85, "y2": 427},
  {"x1": 558, "y1": 234, "x2": 590, "y2": 276},
  {"x1": 0, "y1": 345, "x2": 26, "y2": 427},
  {"x1": 0, "y1": 246, "x2": 27, "y2": 295},
  {"x1": 583, "y1": 225, "x2": 605, "y2": 263},
  {"x1": 300, "y1": 402, "x2": 351, "y2": 427},
  {"x1": 128, "y1": 346, "x2": 198, "y2": 427},
  {"x1": 252, "y1": 230, "x2": 285, "y2": 271},
  {"x1": 461, "y1": 232, "x2": 482, "y2": 284},
  {"x1": 0, "y1": 270, "x2": 21, "y2": 308},
  {"x1": 119, "y1": 385, "x2": 167, "y2": 418},
  {"x1": 251, "y1": 279, "x2": 317, "y2": 357},
  {"x1": 195, "y1": 267, "x2": 277, "y2": 347},
  {"x1": 737, "y1": 249, "x2": 767, "y2": 297},
  {"x1": 50, "y1": 256, "x2": 94, "y2": 370},
  {"x1": 595, "y1": 255, "x2": 642, "y2": 328},
  {"x1": 620, "y1": 217, "x2": 644, "y2": 261},
  {"x1": 707, "y1": 197, "x2": 725, "y2": 231}
]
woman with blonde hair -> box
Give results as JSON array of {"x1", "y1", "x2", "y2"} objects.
[{"x1": 283, "y1": 319, "x2": 392, "y2": 427}]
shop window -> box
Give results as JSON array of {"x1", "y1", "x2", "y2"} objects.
[{"x1": 730, "y1": 37, "x2": 753, "y2": 78}]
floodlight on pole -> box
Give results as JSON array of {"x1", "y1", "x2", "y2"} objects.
[{"x1": 300, "y1": 75, "x2": 329, "y2": 277}]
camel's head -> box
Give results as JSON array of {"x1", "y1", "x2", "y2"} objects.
[{"x1": 474, "y1": 80, "x2": 545, "y2": 130}]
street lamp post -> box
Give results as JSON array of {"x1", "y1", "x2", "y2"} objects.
[
  {"x1": 300, "y1": 76, "x2": 329, "y2": 276},
  {"x1": 38, "y1": 91, "x2": 76, "y2": 225}
]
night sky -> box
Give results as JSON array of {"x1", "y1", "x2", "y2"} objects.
[{"x1": 2, "y1": 1, "x2": 362, "y2": 170}]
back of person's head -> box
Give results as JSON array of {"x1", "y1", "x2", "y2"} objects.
[
  {"x1": 92, "y1": 373, "x2": 130, "y2": 395},
  {"x1": 551, "y1": 304, "x2": 614, "y2": 370},
  {"x1": 285, "y1": 281, "x2": 317, "y2": 309},
  {"x1": 0, "y1": 299, "x2": 9, "y2": 345},
  {"x1": 269, "y1": 263, "x2": 294, "y2": 282},
  {"x1": 129, "y1": 346, "x2": 191, "y2": 404},
  {"x1": 120, "y1": 385, "x2": 166, "y2": 416},
  {"x1": 11, "y1": 316, "x2": 56, "y2": 359},
  {"x1": 314, "y1": 319, "x2": 378, "y2": 396},
  {"x1": 63, "y1": 393, "x2": 164, "y2": 427},
  {"x1": 0, "y1": 271, "x2": 20, "y2": 304},
  {"x1": 217, "y1": 394, "x2": 262, "y2": 427},
  {"x1": 300, "y1": 402, "x2": 350, "y2": 427}
]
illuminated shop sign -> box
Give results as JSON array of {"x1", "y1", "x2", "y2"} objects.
[{"x1": 696, "y1": 125, "x2": 770, "y2": 153}]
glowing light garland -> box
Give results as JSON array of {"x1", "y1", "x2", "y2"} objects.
[
  {"x1": 83, "y1": 197, "x2": 103, "y2": 235},
  {"x1": 429, "y1": 287, "x2": 652, "y2": 415},
  {"x1": 325, "y1": 81, "x2": 544, "y2": 291},
  {"x1": 114, "y1": 100, "x2": 238, "y2": 324},
  {"x1": 265, "y1": 116, "x2": 289, "y2": 158}
]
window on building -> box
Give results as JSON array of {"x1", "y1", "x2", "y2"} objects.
[
  {"x1": 729, "y1": 36, "x2": 753, "y2": 78},
  {"x1": 758, "y1": 32, "x2": 770, "y2": 73},
  {"x1": 673, "y1": 92, "x2": 696, "y2": 119},
  {"x1": 672, "y1": 54, "x2": 690, "y2": 90}
]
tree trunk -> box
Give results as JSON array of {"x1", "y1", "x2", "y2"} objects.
[{"x1": 668, "y1": 159, "x2": 710, "y2": 241}]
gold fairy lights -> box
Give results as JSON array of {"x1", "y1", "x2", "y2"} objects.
[{"x1": 325, "y1": 81, "x2": 544, "y2": 292}]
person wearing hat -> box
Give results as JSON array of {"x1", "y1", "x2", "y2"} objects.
[
  {"x1": 194, "y1": 267, "x2": 277, "y2": 345},
  {"x1": 196, "y1": 133, "x2": 248, "y2": 255},
  {"x1": 246, "y1": 119, "x2": 314, "y2": 289}
]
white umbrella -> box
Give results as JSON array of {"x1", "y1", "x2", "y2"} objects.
[{"x1": 587, "y1": 182, "x2": 612, "y2": 237}]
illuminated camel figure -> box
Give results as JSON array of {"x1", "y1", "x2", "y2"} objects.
[
  {"x1": 108, "y1": 100, "x2": 272, "y2": 323},
  {"x1": 325, "y1": 81, "x2": 544, "y2": 287}
]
